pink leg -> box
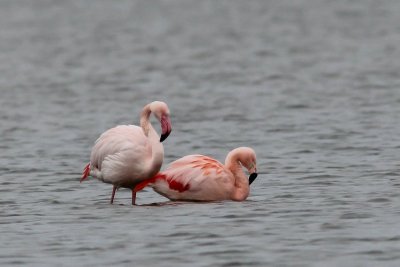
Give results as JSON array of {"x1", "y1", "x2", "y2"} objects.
[
  {"x1": 110, "y1": 185, "x2": 117, "y2": 204},
  {"x1": 132, "y1": 190, "x2": 136, "y2": 205}
]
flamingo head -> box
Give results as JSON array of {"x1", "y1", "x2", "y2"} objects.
[
  {"x1": 150, "y1": 101, "x2": 172, "y2": 142},
  {"x1": 160, "y1": 114, "x2": 172, "y2": 142},
  {"x1": 237, "y1": 147, "x2": 258, "y2": 185}
]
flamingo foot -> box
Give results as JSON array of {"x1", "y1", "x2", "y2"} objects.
[{"x1": 110, "y1": 185, "x2": 117, "y2": 204}]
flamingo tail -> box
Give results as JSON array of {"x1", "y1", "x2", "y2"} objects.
[{"x1": 80, "y1": 163, "x2": 91, "y2": 183}]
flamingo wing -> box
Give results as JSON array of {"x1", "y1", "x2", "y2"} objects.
[{"x1": 89, "y1": 125, "x2": 150, "y2": 184}]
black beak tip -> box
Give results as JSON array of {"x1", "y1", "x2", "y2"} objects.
[
  {"x1": 160, "y1": 133, "x2": 169, "y2": 142},
  {"x1": 249, "y1": 173, "x2": 258, "y2": 185}
]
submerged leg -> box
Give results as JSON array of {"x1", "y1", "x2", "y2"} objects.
[
  {"x1": 110, "y1": 185, "x2": 117, "y2": 204},
  {"x1": 132, "y1": 190, "x2": 136, "y2": 205}
]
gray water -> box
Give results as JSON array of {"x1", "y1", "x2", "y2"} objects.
[{"x1": 1, "y1": 0, "x2": 400, "y2": 266}]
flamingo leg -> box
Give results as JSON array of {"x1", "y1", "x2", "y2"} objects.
[
  {"x1": 132, "y1": 190, "x2": 136, "y2": 205},
  {"x1": 110, "y1": 185, "x2": 117, "y2": 204}
]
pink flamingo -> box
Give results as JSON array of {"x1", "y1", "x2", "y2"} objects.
[
  {"x1": 80, "y1": 101, "x2": 172, "y2": 205},
  {"x1": 134, "y1": 147, "x2": 258, "y2": 202}
]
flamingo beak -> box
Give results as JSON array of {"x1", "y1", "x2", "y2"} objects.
[
  {"x1": 160, "y1": 115, "x2": 172, "y2": 142},
  {"x1": 249, "y1": 173, "x2": 258, "y2": 185}
]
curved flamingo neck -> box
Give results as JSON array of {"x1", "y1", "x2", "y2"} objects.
[
  {"x1": 225, "y1": 151, "x2": 250, "y2": 201},
  {"x1": 140, "y1": 104, "x2": 164, "y2": 178},
  {"x1": 147, "y1": 127, "x2": 164, "y2": 177}
]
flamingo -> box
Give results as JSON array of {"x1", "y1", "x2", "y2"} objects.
[
  {"x1": 134, "y1": 147, "x2": 258, "y2": 202},
  {"x1": 80, "y1": 101, "x2": 172, "y2": 205}
]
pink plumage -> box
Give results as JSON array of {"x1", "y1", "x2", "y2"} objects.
[
  {"x1": 135, "y1": 147, "x2": 258, "y2": 202},
  {"x1": 81, "y1": 101, "x2": 172, "y2": 205}
]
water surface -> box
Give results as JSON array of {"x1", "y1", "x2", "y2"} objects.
[{"x1": 1, "y1": 1, "x2": 400, "y2": 266}]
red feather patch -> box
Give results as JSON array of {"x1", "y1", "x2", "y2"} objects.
[
  {"x1": 80, "y1": 163, "x2": 90, "y2": 183},
  {"x1": 168, "y1": 179, "x2": 190, "y2": 192},
  {"x1": 134, "y1": 174, "x2": 164, "y2": 192}
]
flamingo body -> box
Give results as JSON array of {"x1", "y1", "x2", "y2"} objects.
[{"x1": 89, "y1": 125, "x2": 157, "y2": 186}]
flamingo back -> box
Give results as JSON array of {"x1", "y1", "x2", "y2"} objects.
[{"x1": 151, "y1": 155, "x2": 235, "y2": 201}]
